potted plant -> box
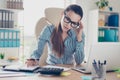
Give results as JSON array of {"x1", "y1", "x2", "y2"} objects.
[
  {"x1": 0, "y1": 53, "x2": 5, "y2": 59},
  {"x1": 95, "y1": 0, "x2": 109, "y2": 10}
]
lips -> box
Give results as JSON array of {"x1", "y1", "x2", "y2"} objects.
[{"x1": 64, "y1": 26, "x2": 69, "y2": 30}]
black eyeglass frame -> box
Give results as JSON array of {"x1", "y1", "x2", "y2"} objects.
[{"x1": 63, "y1": 14, "x2": 80, "y2": 29}]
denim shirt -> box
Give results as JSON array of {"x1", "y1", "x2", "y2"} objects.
[{"x1": 30, "y1": 25, "x2": 85, "y2": 65}]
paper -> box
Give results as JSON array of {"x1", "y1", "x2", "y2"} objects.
[
  {"x1": 0, "y1": 72, "x2": 33, "y2": 78},
  {"x1": 0, "y1": 69, "x2": 35, "y2": 78},
  {"x1": 0, "y1": 70, "x2": 20, "y2": 74},
  {"x1": 117, "y1": 74, "x2": 120, "y2": 78}
]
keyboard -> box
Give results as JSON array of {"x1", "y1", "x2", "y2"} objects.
[{"x1": 36, "y1": 67, "x2": 64, "y2": 75}]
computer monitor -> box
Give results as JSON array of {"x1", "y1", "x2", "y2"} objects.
[
  {"x1": 87, "y1": 43, "x2": 120, "y2": 72},
  {"x1": 73, "y1": 43, "x2": 120, "y2": 73}
]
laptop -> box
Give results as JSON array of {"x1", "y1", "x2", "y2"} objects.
[{"x1": 73, "y1": 43, "x2": 120, "y2": 73}]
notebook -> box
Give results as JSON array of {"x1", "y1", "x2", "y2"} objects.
[
  {"x1": 72, "y1": 44, "x2": 120, "y2": 73},
  {"x1": 2, "y1": 64, "x2": 40, "y2": 73}
]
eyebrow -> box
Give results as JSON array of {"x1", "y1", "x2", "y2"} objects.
[{"x1": 65, "y1": 15, "x2": 80, "y2": 24}]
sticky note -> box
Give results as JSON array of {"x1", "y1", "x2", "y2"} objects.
[
  {"x1": 81, "y1": 76, "x2": 92, "y2": 80},
  {"x1": 117, "y1": 74, "x2": 120, "y2": 78},
  {"x1": 61, "y1": 72, "x2": 71, "y2": 76}
]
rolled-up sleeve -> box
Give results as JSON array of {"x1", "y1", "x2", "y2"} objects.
[
  {"x1": 74, "y1": 32, "x2": 85, "y2": 64},
  {"x1": 30, "y1": 25, "x2": 51, "y2": 59}
]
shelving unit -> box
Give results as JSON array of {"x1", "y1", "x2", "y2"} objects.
[
  {"x1": 0, "y1": 0, "x2": 24, "y2": 60},
  {"x1": 88, "y1": 9, "x2": 120, "y2": 45}
]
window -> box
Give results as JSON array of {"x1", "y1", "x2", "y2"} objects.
[{"x1": 22, "y1": 0, "x2": 65, "y2": 61}]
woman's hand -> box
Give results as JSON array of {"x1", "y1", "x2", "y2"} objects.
[
  {"x1": 75, "y1": 22, "x2": 83, "y2": 42},
  {"x1": 25, "y1": 59, "x2": 39, "y2": 67}
]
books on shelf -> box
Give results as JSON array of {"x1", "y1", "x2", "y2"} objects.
[
  {"x1": 0, "y1": 29, "x2": 20, "y2": 47},
  {"x1": 7, "y1": 0, "x2": 24, "y2": 9},
  {"x1": 98, "y1": 29, "x2": 118, "y2": 42},
  {"x1": 98, "y1": 11, "x2": 119, "y2": 42}
]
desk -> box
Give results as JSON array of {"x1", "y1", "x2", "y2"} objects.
[{"x1": 0, "y1": 65, "x2": 119, "y2": 80}]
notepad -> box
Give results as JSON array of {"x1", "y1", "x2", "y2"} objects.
[{"x1": 2, "y1": 64, "x2": 40, "y2": 73}]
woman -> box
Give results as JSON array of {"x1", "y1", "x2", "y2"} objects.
[{"x1": 26, "y1": 4, "x2": 85, "y2": 66}]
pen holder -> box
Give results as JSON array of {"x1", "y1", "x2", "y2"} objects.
[{"x1": 91, "y1": 64, "x2": 106, "y2": 80}]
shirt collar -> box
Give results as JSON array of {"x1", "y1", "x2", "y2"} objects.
[{"x1": 67, "y1": 29, "x2": 74, "y2": 37}]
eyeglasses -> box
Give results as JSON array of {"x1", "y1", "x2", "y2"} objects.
[{"x1": 63, "y1": 15, "x2": 80, "y2": 28}]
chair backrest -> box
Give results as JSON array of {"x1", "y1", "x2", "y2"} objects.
[
  {"x1": 35, "y1": 7, "x2": 64, "y2": 65},
  {"x1": 45, "y1": 7, "x2": 64, "y2": 26},
  {"x1": 35, "y1": 17, "x2": 48, "y2": 66},
  {"x1": 35, "y1": 17, "x2": 48, "y2": 40}
]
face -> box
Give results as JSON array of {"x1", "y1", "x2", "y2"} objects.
[{"x1": 61, "y1": 10, "x2": 81, "y2": 33}]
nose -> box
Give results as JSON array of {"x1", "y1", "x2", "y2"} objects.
[{"x1": 66, "y1": 22, "x2": 71, "y2": 29}]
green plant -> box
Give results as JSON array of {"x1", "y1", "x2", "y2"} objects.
[
  {"x1": 0, "y1": 53, "x2": 5, "y2": 59},
  {"x1": 96, "y1": 0, "x2": 109, "y2": 9}
]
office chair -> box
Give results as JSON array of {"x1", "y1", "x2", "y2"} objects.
[{"x1": 35, "y1": 7, "x2": 64, "y2": 65}]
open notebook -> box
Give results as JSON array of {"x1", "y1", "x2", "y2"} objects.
[
  {"x1": 73, "y1": 44, "x2": 120, "y2": 73},
  {"x1": 2, "y1": 64, "x2": 40, "y2": 73}
]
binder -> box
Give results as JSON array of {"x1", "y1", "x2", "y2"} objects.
[
  {"x1": 1, "y1": 10, "x2": 3, "y2": 28},
  {"x1": 9, "y1": 12, "x2": 14, "y2": 28},
  {"x1": 4, "y1": 11, "x2": 7, "y2": 28},
  {"x1": 7, "y1": 0, "x2": 10, "y2": 8},
  {"x1": 2, "y1": 10, "x2": 5, "y2": 28},
  {"x1": 8, "y1": 30, "x2": 13, "y2": 47},
  {"x1": 108, "y1": 14, "x2": 119, "y2": 27},
  {"x1": 0, "y1": 30, "x2": 4, "y2": 47},
  {"x1": 5, "y1": 11, "x2": 9, "y2": 28},
  {"x1": 16, "y1": 30, "x2": 20, "y2": 47},
  {"x1": 104, "y1": 29, "x2": 118, "y2": 42},
  {"x1": 4, "y1": 29, "x2": 8, "y2": 47},
  {"x1": 0, "y1": 10, "x2": 2, "y2": 28},
  {"x1": 98, "y1": 29, "x2": 104, "y2": 42},
  {"x1": 0, "y1": 29, "x2": 5, "y2": 47},
  {"x1": 12, "y1": 30, "x2": 16, "y2": 47}
]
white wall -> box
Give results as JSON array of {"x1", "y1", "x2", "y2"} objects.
[
  {"x1": 76, "y1": 0, "x2": 120, "y2": 60},
  {"x1": 24, "y1": 0, "x2": 64, "y2": 36}
]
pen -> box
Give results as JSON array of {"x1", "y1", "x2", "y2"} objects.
[
  {"x1": 92, "y1": 60, "x2": 100, "y2": 76},
  {"x1": 104, "y1": 60, "x2": 106, "y2": 65},
  {"x1": 27, "y1": 59, "x2": 39, "y2": 61},
  {"x1": 98, "y1": 60, "x2": 101, "y2": 69},
  {"x1": 93, "y1": 59, "x2": 96, "y2": 64}
]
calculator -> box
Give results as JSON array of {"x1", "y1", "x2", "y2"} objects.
[{"x1": 37, "y1": 67, "x2": 64, "y2": 75}]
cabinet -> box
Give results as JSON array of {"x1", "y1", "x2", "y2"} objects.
[
  {"x1": 88, "y1": 9, "x2": 120, "y2": 45},
  {"x1": 0, "y1": 0, "x2": 24, "y2": 60}
]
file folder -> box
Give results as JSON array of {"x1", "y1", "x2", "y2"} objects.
[
  {"x1": 104, "y1": 29, "x2": 118, "y2": 42},
  {"x1": 108, "y1": 14, "x2": 119, "y2": 27}
]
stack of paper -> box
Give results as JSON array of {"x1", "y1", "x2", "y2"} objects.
[{"x1": 0, "y1": 70, "x2": 34, "y2": 78}]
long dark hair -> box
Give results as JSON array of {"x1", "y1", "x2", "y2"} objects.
[{"x1": 51, "y1": 4, "x2": 83, "y2": 57}]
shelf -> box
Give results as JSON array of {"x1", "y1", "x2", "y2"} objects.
[
  {"x1": 0, "y1": 0, "x2": 24, "y2": 61},
  {"x1": 99, "y1": 10, "x2": 119, "y2": 14},
  {"x1": 0, "y1": 28, "x2": 20, "y2": 30},
  {"x1": 0, "y1": 8, "x2": 24, "y2": 13},
  {"x1": 98, "y1": 26, "x2": 119, "y2": 29},
  {"x1": 88, "y1": 9, "x2": 120, "y2": 43}
]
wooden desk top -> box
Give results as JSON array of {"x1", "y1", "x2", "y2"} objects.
[
  {"x1": 0, "y1": 70, "x2": 119, "y2": 80},
  {"x1": 0, "y1": 64, "x2": 119, "y2": 80}
]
